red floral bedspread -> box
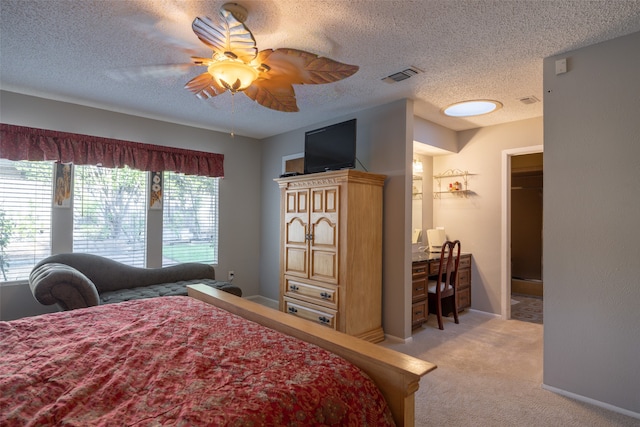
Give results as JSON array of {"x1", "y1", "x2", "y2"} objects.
[{"x1": 0, "y1": 296, "x2": 394, "y2": 426}]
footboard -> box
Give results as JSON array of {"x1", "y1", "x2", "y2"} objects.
[{"x1": 187, "y1": 284, "x2": 436, "y2": 427}]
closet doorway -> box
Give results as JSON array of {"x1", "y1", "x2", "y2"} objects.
[
  {"x1": 510, "y1": 153, "x2": 543, "y2": 324},
  {"x1": 500, "y1": 145, "x2": 543, "y2": 322}
]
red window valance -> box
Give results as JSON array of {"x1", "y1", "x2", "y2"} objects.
[{"x1": 0, "y1": 123, "x2": 224, "y2": 178}]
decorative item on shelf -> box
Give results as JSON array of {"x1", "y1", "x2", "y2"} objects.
[
  {"x1": 413, "y1": 159, "x2": 423, "y2": 175},
  {"x1": 448, "y1": 182, "x2": 462, "y2": 192},
  {"x1": 433, "y1": 169, "x2": 471, "y2": 199},
  {"x1": 412, "y1": 175, "x2": 423, "y2": 200}
]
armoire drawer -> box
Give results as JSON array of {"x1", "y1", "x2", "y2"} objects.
[
  {"x1": 284, "y1": 277, "x2": 337, "y2": 309},
  {"x1": 283, "y1": 297, "x2": 337, "y2": 329}
]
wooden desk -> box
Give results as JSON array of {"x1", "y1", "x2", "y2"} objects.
[{"x1": 411, "y1": 252, "x2": 472, "y2": 329}]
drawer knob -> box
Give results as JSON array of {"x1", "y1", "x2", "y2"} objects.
[
  {"x1": 318, "y1": 316, "x2": 330, "y2": 324},
  {"x1": 415, "y1": 310, "x2": 423, "y2": 315},
  {"x1": 288, "y1": 307, "x2": 298, "y2": 314},
  {"x1": 415, "y1": 287, "x2": 424, "y2": 292},
  {"x1": 320, "y1": 292, "x2": 331, "y2": 299},
  {"x1": 289, "y1": 284, "x2": 299, "y2": 291}
]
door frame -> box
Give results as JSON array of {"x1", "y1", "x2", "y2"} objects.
[{"x1": 500, "y1": 145, "x2": 543, "y2": 320}]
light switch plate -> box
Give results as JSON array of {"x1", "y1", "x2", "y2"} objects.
[{"x1": 555, "y1": 58, "x2": 567, "y2": 75}]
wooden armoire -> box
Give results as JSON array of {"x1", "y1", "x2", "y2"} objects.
[{"x1": 275, "y1": 170, "x2": 386, "y2": 343}]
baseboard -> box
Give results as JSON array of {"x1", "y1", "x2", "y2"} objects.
[
  {"x1": 244, "y1": 295, "x2": 279, "y2": 310},
  {"x1": 542, "y1": 384, "x2": 640, "y2": 420},
  {"x1": 468, "y1": 308, "x2": 501, "y2": 318},
  {"x1": 383, "y1": 334, "x2": 414, "y2": 344}
]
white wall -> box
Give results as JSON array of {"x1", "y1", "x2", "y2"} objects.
[
  {"x1": 433, "y1": 117, "x2": 543, "y2": 314},
  {"x1": 543, "y1": 31, "x2": 640, "y2": 415},
  {"x1": 260, "y1": 99, "x2": 414, "y2": 339},
  {"x1": 0, "y1": 91, "x2": 263, "y2": 320},
  {"x1": 413, "y1": 118, "x2": 455, "y2": 238},
  {"x1": 411, "y1": 152, "x2": 431, "y2": 241}
]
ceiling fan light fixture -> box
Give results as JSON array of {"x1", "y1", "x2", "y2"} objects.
[
  {"x1": 443, "y1": 100, "x2": 502, "y2": 117},
  {"x1": 207, "y1": 60, "x2": 259, "y2": 92},
  {"x1": 186, "y1": 3, "x2": 359, "y2": 112}
]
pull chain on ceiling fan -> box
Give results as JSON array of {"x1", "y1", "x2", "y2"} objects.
[{"x1": 184, "y1": 3, "x2": 359, "y2": 113}]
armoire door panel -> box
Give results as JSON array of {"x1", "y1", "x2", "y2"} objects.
[
  {"x1": 312, "y1": 218, "x2": 337, "y2": 248},
  {"x1": 285, "y1": 247, "x2": 307, "y2": 276},
  {"x1": 286, "y1": 189, "x2": 308, "y2": 213},
  {"x1": 310, "y1": 250, "x2": 337, "y2": 283},
  {"x1": 297, "y1": 191, "x2": 308, "y2": 213},
  {"x1": 285, "y1": 192, "x2": 297, "y2": 213},
  {"x1": 285, "y1": 217, "x2": 307, "y2": 245},
  {"x1": 311, "y1": 189, "x2": 324, "y2": 212},
  {"x1": 324, "y1": 188, "x2": 337, "y2": 213}
]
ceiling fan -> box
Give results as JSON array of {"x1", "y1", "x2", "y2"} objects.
[{"x1": 184, "y1": 2, "x2": 359, "y2": 113}]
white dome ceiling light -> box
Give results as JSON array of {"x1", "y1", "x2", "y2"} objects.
[{"x1": 442, "y1": 100, "x2": 503, "y2": 117}]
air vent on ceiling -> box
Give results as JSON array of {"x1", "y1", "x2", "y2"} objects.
[
  {"x1": 382, "y1": 66, "x2": 423, "y2": 83},
  {"x1": 518, "y1": 96, "x2": 540, "y2": 105}
]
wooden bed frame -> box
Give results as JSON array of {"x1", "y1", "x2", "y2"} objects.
[{"x1": 188, "y1": 284, "x2": 436, "y2": 427}]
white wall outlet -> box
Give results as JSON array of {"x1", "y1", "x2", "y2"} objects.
[{"x1": 228, "y1": 271, "x2": 234, "y2": 281}]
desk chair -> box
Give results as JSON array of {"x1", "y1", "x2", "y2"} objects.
[{"x1": 427, "y1": 240, "x2": 461, "y2": 330}]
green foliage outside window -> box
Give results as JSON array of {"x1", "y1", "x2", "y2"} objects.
[
  {"x1": 74, "y1": 166, "x2": 146, "y2": 243},
  {"x1": 0, "y1": 208, "x2": 14, "y2": 281}
]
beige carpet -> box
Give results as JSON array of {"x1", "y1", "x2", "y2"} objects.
[{"x1": 381, "y1": 311, "x2": 638, "y2": 426}]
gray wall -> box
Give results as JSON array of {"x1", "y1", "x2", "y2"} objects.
[
  {"x1": 0, "y1": 91, "x2": 263, "y2": 320},
  {"x1": 259, "y1": 99, "x2": 414, "y2": 339},
  {"x1": 543, "y1": 31, "x2": 640, "y2": 414},
  {"x1": 414, "y1": 116, "x2": 457, "y2": 153}
]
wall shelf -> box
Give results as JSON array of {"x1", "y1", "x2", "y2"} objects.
[
  {"x1": 433, "y1": 169, "x2": 471, "y2": 198},
  {"x1": 412, "y1": 174, "x2": 423, "y2": 200}
]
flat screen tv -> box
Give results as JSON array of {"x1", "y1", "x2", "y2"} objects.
[{"x1": 304, "y1": 119, "x2": 357, "y2": 174}]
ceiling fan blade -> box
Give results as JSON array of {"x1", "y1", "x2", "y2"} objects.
[
  {"x1": 122, "y1": 16, "x2": 201, "y2": 56},
  {"x1": 244, "y1": 79, "x2": 299, "y2": 112},
  {"x1": 184, "y1": 72, "x2": 226, "y2": 99},
  {"x1": 256, "y1": 48, "x2": 359, "y2": 85},
  {"x1": 192, "y1": 16, "x2": 226, "y2": 55},
  {"x1": 105, "y1": 64, "x2": 195, "y2": 82},
  {"x1": 192, "y1": 11, "x2": 257, "y2": 63}
]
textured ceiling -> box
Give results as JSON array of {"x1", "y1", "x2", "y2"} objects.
[{"x1": 1, "y1": 0, "x2": 640, "y2": 139}]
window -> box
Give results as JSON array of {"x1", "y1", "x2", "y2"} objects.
[
  {"x1": 73, "y1": 165, "x2": 147, "y2": 266},
  {"x1": 162, "y1": 172, "x2": 219, "y2": 266},
  {"x1": 0, "y1": 160, "x2": 220, "y2": 284},
  {"x1": 0, "y1": 159, "x2": 53, "y2": 281}
]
